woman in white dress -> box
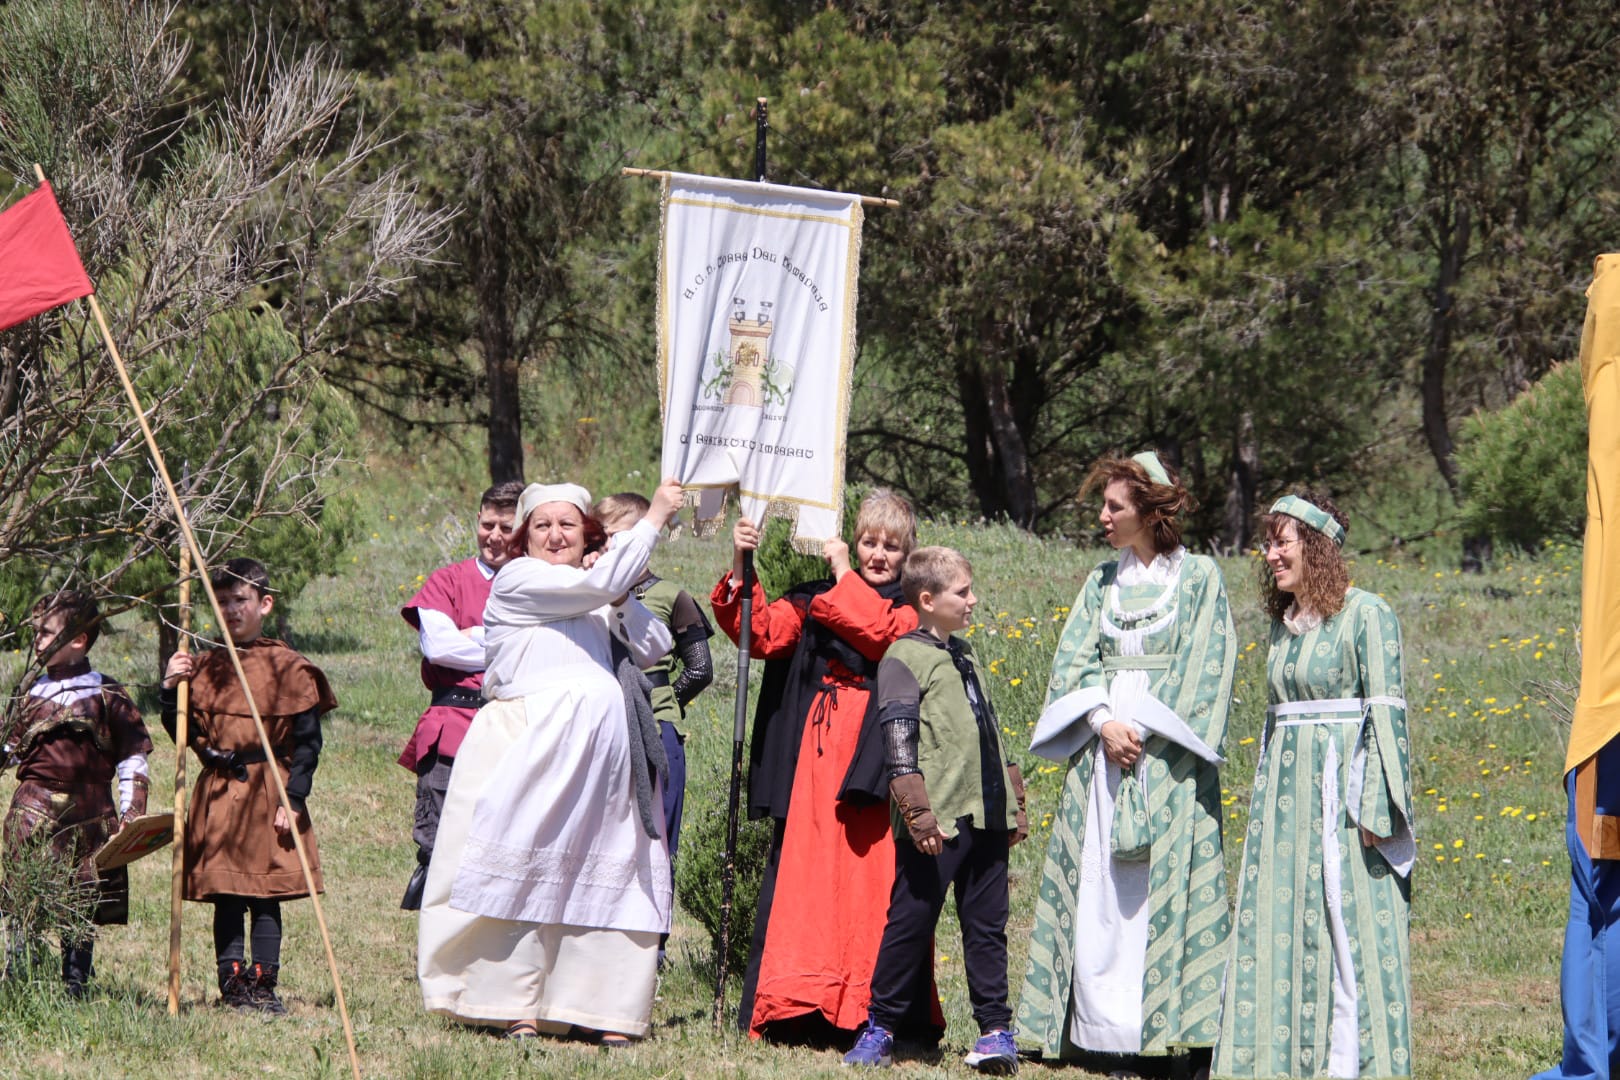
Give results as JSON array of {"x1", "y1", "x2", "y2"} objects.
[{"x1": 418, "y1": 477, "x2": 683, "y2": 1043}]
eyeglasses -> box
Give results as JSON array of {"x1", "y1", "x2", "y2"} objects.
[{"x1": 1260, "y1": 538, "x2": 1299, "y2": 553}]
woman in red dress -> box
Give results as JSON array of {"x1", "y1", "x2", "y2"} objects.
[{"x1": 712, "y1": 490, "x2": 942, "y2": 1045}]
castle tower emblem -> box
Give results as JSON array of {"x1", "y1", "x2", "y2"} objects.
[{"x1": 724, "y1": 298, "x2": 773, "y2": 407}]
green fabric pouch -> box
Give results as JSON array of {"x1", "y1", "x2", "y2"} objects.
[{"x1": 1110, "y1": 771, "x2": 1151, "y2": 861}]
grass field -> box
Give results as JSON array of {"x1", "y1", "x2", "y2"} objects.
[{"x1": 0, "y1": 449, "x2": 1577, "y2": 1078}]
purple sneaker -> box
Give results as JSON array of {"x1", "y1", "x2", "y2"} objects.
[
  {"x1": 964, "y1": 1029, "x2": 1018, "y2": 1074},
  {"x1": 842, "y1": 1022, "x2": 895, "y2": 1068}
]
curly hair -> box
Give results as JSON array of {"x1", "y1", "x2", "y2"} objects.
[
  {"x1": 1079, "y1": 455, "x2": 1196, "y2": 556},
  {"x1": 1260, "y1": 490, "x2": 1351, "y2": 621}
]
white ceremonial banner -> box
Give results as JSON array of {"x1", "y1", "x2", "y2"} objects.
[{"x1": 657, "y1": 172, "x2": 863, "y2": 551}]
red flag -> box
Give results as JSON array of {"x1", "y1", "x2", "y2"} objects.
[{"x1": 0, "y1": 180, "x2": 94, "y2": 332}]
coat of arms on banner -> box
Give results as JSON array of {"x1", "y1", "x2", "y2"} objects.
[{"x1": 657, "y1": 172, "x2": 863, "y2": 551}]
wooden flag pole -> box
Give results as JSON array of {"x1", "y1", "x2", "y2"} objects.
[
  {"x1": 712, "y1": 96, "x2": 771, "y2": 1034},
  {"x1": 33, "y1": 164, "x2": 364, "y2": 1080},
  {"x1": 166, "y1": 542, "x2": 192, "y2": 1015},
  {"x1": 620, "y1": 167, "x2": 900, "y2": 208}
]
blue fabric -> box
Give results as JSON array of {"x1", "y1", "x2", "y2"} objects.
[
  {"x1": 656, "y1": 720, "x2": 686, "y2": 957},
  {"x1": 660, "y1": 720, "x2": 686, "y2": 865},
  {"x1": 1534, "y1": 757, "x2": 1620, "y2": 1080}
]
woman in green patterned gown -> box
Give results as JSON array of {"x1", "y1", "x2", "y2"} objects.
[
  {"x1": 1212, "y1": 493, "x2": 1413, "y2": 1079},
  {"x1": 1018, "y1": 453, "x2": 1237, "y2": 1073}
]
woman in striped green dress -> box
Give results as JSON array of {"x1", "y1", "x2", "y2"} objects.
[
  {"x1": 1019, "y1": 453, "x2": 1236, "y2": 1072},
  {"x1": 1212, "y1": 493, "x2": 1414, "y2": 1079}
]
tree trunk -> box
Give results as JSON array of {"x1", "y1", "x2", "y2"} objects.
[
  {"x1": 485, "y1": 341, "x2": 523, "y2": 485},
  {"x1": 956, "y1": 361, "x2": 1000, "y2": 520},
  {"x1": 475, "y1": 200, "x2": 524, "y2": 486},
  {"x1": 954, "y1": 358, "x2": 1038, "y2": 528},
  {"x1": 1219, "y1": 412, "x2": 1260, "y2": 554},
  {"x1": 157, "y1": 607, "x2": 178, "y2": 690},
  {"x1": 982, "y1": 367, "x2": 1038, "y2": 528},
  {"x1": 1423, "y1": 205, "x2": 1470, "y2": 499}
]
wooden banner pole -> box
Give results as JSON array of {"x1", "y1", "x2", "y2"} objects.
[
  {"x1": 620, "y1": 166, "x2": 900, "y2": 208},
  {"x1": 166, "y1": 542, "x2": 191, "y2": 1015},
  {"x1": 711, "y1": 97, "x2": 774, "y2": 1032},
  {"x1": 34, "y1": 164, "x2": 364, "y2": 1080}
]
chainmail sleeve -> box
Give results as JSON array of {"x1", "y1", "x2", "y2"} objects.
[
  {"x1": 671, "y1": 631, "x2": 714, "y2": 707},
  {"x1": 876, "y1": 652, "x2": 924, "y2": 780},
  {"x1": 882, "y1": 708, "x2": 921, "y2": 780}
]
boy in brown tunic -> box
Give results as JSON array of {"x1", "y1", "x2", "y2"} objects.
[
  {"x1": 3, "y1": 590, "x2": 153, "y2": 997},
  {"x1": 162, "y1": 558, "x2": 336, "y2": 1013}
]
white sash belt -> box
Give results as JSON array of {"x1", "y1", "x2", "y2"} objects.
[
  {"x1": 1268, "y1": 695, "x2": 1405, "y2": 724},
  {"x1": 1257, "y1": 694, "x2": 1414, "y2": 883}
]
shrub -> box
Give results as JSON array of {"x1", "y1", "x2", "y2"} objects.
[
  {"x1": 1458, "y1": 362, "x2": 1587, "y2": 550},
  {"x1": 675, "y1": 757, "x2": 773, "y2": 977},
  {"x1": 753, "y1": 485, "x2": 871, "y2": 600},
  {"x1": 0, "y1": 827, "x2": 97, "y2": 978}
]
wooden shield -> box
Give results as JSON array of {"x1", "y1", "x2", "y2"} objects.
[{"x1": 94, "y1": 812, "x2": 175, "y2": 870}]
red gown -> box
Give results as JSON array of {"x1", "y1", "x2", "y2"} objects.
[{"x1": 713, "y1": 569, "x2": 935, "y2": 1037}]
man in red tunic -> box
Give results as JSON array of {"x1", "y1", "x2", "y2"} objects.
[{"x1": 397, "y1": 481, "x2": 523, "y2": 909}]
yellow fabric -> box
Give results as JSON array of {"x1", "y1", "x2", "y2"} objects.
[{"x1": 1568, "y1": 253, "x2": 1620, "y2": 773}]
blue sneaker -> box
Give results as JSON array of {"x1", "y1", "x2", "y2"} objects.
[
  {"x1": 842, "y1": 1022, "x2": 894, "y2": 1068},
  {"x1": 964, "y1": 1029, "x2": 1018, "y2": 1074}
]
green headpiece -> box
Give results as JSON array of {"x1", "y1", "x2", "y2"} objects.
[
  {"x1": 1270, "y1": 495, "x2": 1346, "y2": 548},
  {"x1": 1131, "y1": 451, "x2": 1171, "y2": 487}
]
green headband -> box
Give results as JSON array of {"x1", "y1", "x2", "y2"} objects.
[
  {"x1": 1270, "y1": 495, "x2": 1345, "y2": 548},
  {"x1": 1131, "y1": 451, "x2": 1171, "y2": 487}
]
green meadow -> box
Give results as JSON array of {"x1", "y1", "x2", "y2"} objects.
[{"x1": 0, "y1": 450, "x2": 1575, "y2": 1078}]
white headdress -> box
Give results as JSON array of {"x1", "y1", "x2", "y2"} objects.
[{"x1": 517, "y1": 482, "x2": 593, "y2": 523}]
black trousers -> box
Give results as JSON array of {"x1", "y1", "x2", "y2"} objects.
[
  {"x1": 213, "y1": 895, "x2": 283, "y2": 967},
  {"x1": 412, "y1": 749, "x2": 456, "y2": 863},
  {"x1": 868, "y1": 820, "x2": 1011, "y2": 1035}
]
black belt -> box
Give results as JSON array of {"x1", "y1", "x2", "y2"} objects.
[
  {"x1": 646, "y1": 670, "x2": 671, "y2": 689},
  {"x1": 430, "y1": 687, "x2": 486, "y2": 710},
  {"x1": 232, "y1": 746, "x2": 289, "y2": 766},
  {"x1": 196, "y1": 742, "x2": 289, "y2": 782}
]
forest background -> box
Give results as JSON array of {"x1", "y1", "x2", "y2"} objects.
[
  {"x1": 2, "y1": 0, "x2": 1611, "y2": 628},
  {"x1": 0, "y1": 0, "x2": 1606, "y2": 1076}
]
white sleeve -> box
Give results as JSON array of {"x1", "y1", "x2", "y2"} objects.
[
  {"x1": 485, "y1": 520, "x2": 660, "y2": 627},
  {"x1": 597, "y1": 597, "x2": 674, "y2": 668},
  {"x1": 116, "y1": 752, "x2": 149, "y2": 814},
  {"x1": 417, "y1": 608, "x2": 487, "y2": 672}
]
